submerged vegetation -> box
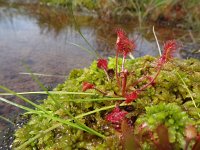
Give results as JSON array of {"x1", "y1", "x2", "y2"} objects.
[{"x1": 0, "y1": 28, "x2": 200, "y2": 149}]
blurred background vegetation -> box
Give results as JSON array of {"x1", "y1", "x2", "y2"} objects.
[{"x1": 39, "y1": 0, "x2": 200, "y2": 28}]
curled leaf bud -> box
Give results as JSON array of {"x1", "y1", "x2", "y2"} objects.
[
  {"x1": 106, "y1": 107, "x2": 128, "y2": 124},
  {"x1": 97, "y1": 58, "x2": 108, "y2": 70},
  {"x1": 161, "y1": 40, "x2": 178, "y2": 64},
  {"x1": 125, "y1": 91, "x2": 138, "y2": 103},
  {"x1": 82, "y1": 82, "x2": 95, "y2": 92}
]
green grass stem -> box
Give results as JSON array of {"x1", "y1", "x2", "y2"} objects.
[
  {"x1": 74, "y1": 102, "x2": 128, "y2": 120},
  {"x1": 0, "y1": 86, "x2": 49, "y2": 114},
  {"x1": 19, "y1": 72, "x2": 67, "y2": 78},
  {"x1": 66, "y1": 41, "x2": 97, "y2": 57},
  {"x1": 0, "y1": 91, "x2": 95, "y2": 96},
  {"x1": 22, "y1": 66, "x2": 106, "y2": 138},
  {"x1": 0, "y1": 97, "x2": 41, "y2": 114},
  {"x1": 23, "y1": 65, "x2": 106, "y2": 139},
  {"x1": 23, "y1": 64, "x2": 63, "y2": 108},
  {"x1": 176, "y1": 71, "x2": 200, "y2": 117},
  {"x1": 153, "y1": 26, "x2": 162, "y2": 56},
  {"x1": 63, "y1": 97, "x2": 125, "y2": 102},
  {"x1": 68, "y1": 1, "x2": 99, "y2": 58},
  {"x1": 0, "y1": 115, "x2": 14, "y2": 125},
  {"x1": 15, "y1": 102, "x2": 129, "y2": 149},
  {"x1": 0, "y1": 97, "x2": 106, "y2": 141}
]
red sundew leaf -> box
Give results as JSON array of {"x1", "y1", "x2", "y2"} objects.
[
  {"x1": 156, "y1": 125, "x2": 172, "y2": 150},
  {"x1": 193, "y1": 135, "x2": 200, "y2": 150},
  {"x1": 161, "y1": 40, "x2": 178, "y2": 63},
  {"x1": 125, "y1": 91, "x2": 138, "y2": 103},
  {"x1": 116, "y1": 28, "x2": 126, "y2": 39},
  {"x1": 97, "y1": 58, "x2": 108, "y2": 70},
  {"x1": 185, "y1": 125, "x2": 197, "y2": 140},
  {"x1": 121, "y1": 120, "x2": 142, "y2": 149},
  {"x1": 82, "y1": 82, "x2": 95, "y2": 92},
  {"x1": 116, "y1": 28, "x2": 136, "y2": 57},
  {"x1": 106, "y1": 107, "x2": 128, "y2": 124}
]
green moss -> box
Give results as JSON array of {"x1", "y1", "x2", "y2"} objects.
[
  {"x1": 135, "y1": 103, "x2": 193, "y2": 148},
  {"x1": 13, "y1": 56, "x2": 200, "y2": 149}
]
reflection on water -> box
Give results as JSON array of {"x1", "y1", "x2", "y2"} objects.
[
  {"x1": 0, "y1": 4, "x2": 96, "y2": 138},
  {"x1": 0, "y1": 2, "x2": 199, "y2": 148}
]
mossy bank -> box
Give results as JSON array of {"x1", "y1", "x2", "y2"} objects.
[{"x1": 13, "y1": 56, "x2": 200, "y2": 149}]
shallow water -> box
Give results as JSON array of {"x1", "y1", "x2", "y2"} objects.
[{"x1": 0, "y1": 2, "x2": 200, "y2": 149}]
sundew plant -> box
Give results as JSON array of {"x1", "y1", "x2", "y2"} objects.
[{"x1": 0, "y1": 28, "x2": 200, "y2": 149}]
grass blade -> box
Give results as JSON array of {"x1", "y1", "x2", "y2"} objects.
[
  {"x1": 0, "y1": 97, "x2": 105, "y2": 142},
  {"x1": 74, "y1": 102, "x2": 127, "y2": 120},
  {"x1": 66, "y1": 41, "x2": 97, "y2": 57},
  {"x1": 19, "y1": 72, "x2": 67, "y2": 78},
  {"x1": 0, "y1": 115, "x2": 14, "y2": 125},
  {"x1": 23, "y1": 64, "x2": 61, "y2": 108},
  {"x1": 23, "y1": 65, "x2": 106, "y2": 139},
  {"x1": 0, "y1": 97, "x2": 40, "y2": 114},
  {"x1": 40, "y1": 113, "x2": 106, "y2": 139},
  {"x1": 153, "y1": 26, "x2": 162, "y2": 56},
  {"x1": 176, "y1": 71, "x2": 200, "y2": 117},
  {"x1": 0, "y1": 91, "x2": 95, "y2": 96},
  {"x1": 67, "y1": 0, "x2": 99, "y2": 58},
  {"x1": 0, "y1": 85, "x2": 48, "y2": 113},
  {"x1": 15, "y1": 102, "x2": 129, "y2": 149},
  {"x1": 63, "y1": 97, "x2": 125, "y2": 102}
]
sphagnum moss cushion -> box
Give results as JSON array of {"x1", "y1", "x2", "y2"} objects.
[{"x1": 13, "y1": 56, "x2": 200, "y2": 150}]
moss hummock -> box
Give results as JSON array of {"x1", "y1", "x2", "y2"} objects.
[{"x1": 13, "y1": 56, "x2": 200, "y2": 149}]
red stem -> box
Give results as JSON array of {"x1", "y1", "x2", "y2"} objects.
[
  {"x1": 122, "y1": 55, "x2": 126, "y2": 72},
  {"x1": 121, "y1": 55, "x2": 127, "y2": 96},
  {"x1": 121, "y1": 73, "x2": 127, "y2": 96},
  {"x1": 139, "y1": 66, "x2": 161, "y2": 91},
  {"x1": 131, "y1": 76, "x2": 147, "y2": 87},
  {"x1": 184, "y1": 139, "x2": 191, "y2": 150},
  {"x1": 94, "y1": 87, "x2": 107, "y2": 95}
]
